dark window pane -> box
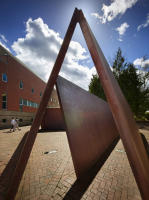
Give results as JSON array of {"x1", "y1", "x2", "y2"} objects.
[
  {"x1": 2, "y1": 73, "x2": 7, "y2": 82},
  {"x1": 23, "y1": 99, "x2": 27, "y2": 106},
  {"x1": 2, "y1": 95, "x2": 6, "y2": 101},
  {"x1": 20, "y1": 81, "x2": 23, "y2": 89},
  {"x1": 32, "y1": 88, "x2": 34, "y2": 93},
  {"x1": 29, "y1": 101, "x2": 32, "y2": 107},
  {"x1": 19, "y1": 98, "x2": 23, "y2": 105},
  {"x1": 2, "y1": 94, "x2": 7, "y2": 109},
  {"x1": 19, "y1": 119, "x2": 23, "y2": 122},
  {"x1": 2, "y1": 119, "x2": 7, "y2": 123},
  {"x1": 2, "y1": 102, "x2": 6, "y2": 109}
]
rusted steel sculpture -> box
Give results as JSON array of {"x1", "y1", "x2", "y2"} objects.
[
  {"x1": 41, "y1": 108, "x2": 65, "y2": 131},
  {"x1": 56, "y1": 76, "x2": 119, "y2": 177},
  {"x1": 0, "y1": 8, "x2": 149, "y2": 200},
  {"x1": 78, "y1": 10, "x2": 149, "y2": 199}
]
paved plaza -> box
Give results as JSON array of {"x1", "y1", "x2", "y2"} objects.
[{"x1": 0, "y1": 125, "x2": 149, "y2": 200}]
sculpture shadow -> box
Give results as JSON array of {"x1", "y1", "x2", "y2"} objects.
[
  {"x1": 0, "y1": 132, "x2": 29, "y2": 198},
  {"x1": 63, "y1": 136, "x2": 119, "y2": 200}
]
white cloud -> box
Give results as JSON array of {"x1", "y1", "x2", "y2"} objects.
[
  {"x1": 116, "y1": 22, "x2": 129, "y2": 35},
  {"x1": 118, "y1": 38, "x2": 123, "y2": 42},
  {"x1": 133, "y1": 57, "x2": 149, "y2": 70},
  {"x1": 115, "y1": 22, "x2": 129, "y2": 41},
  {"x1": 91, "y1": 13, "x2": 101, "y2": 20},
  {"x1": 134, "y1": 58, "x2": 149, "y2": 88},
  {"x1": 0, "y1": 34, "x2": 10, "y2": 52},
  {"x1": 91, "y1": 0, "x2": 138, "y2": 24},
  {"x1": 0, "y1": 41, "x2": 10, "y2": 52},
  {"x1": 12, "y1": 18, "x2": 96, "y2": 90},
  {"x1": 137, "y1": 13, "x2": 149, "y2": 31},
  {"x1": 0, "y1": 34, "x2": 8, "y2": 43}
]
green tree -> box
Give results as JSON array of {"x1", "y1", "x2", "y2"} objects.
[
  {"x1": 89, "y1": 74, "x2": 106, "y2": 101},
  {"x1": 112, "y1": 48, "x2": 127, "y2": 78},
  {"x1": 117, "y1": 63, "x2": 145, "y2": 117},
  {"x1": 137, "y1": 70, "x2": 149, "y2": 116},
  {"x1": 89, "y1": 48, "x2": 149, "y2": 119}
]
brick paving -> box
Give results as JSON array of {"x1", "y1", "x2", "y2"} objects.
[{"x1": 0, "y1": 125, "x2": 149, "y2": 200}]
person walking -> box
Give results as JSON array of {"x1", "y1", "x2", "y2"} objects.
[
  {"x1": 10, "y1": 117, "x2": 16, "y2": 132},
  {"x1": 15, "y1": 118, "x2": 21, "y2": 131}
]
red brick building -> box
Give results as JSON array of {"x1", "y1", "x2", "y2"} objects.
[{"x1": 0, "y1": 44, "x2": 59, "y2": 129}]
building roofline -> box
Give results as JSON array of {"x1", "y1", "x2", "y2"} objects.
[{"x1": 0, "y1": 44, "x2": 46, "y2": 84}]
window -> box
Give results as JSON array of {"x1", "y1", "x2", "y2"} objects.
[
  {"x1": 33, "y1": 102, "x2": 35, "y2": 108},
  {"x1": 34, "y1": 103, "x2": 38, "y2": 108},
  {"x1": 19, "y1": 80, "x2": 23, "y2": 89},
  {"x1": 29, "y1": 101, "x2": 32, "y2": 107},
  {"x1": 32, "y1": 88, "x2": 34, "y2": 93},
  {"x1": 19, "y1": 98, "x2": 23, "y2": 105},
  {"x1": 2, "y1": 94, "x2": 7, "y2": 109},
  {"x1": 40, "y1": 91, "x2": 42, "y2": 97},
  {"x1": 2, "y1": 119, "x2": 7, "y2": 123},
  {"x1": 2, "y1": 73, "x2": 7, "y2": 82},
  {"x1": 31, "y1": 101, "x2": 34, "y2": 107},
  {"x1": 23, "y1": 99, "x2": 27, "y2": 106},
  {"x1": 19, "y1": 98, "x2": 23, "y2": 112},
  {"x1": 19, "y1": 98, "x2": 38, "y2": 109},
  {"x1": 27, "y1": 100, "x2": 29, "y2": 106},
  {"x1": 19, "y1": 119, "x2": 23, "y2": 122}
]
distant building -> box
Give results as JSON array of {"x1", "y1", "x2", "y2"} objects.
[
  {"x1": 0, "y1": 44, "x2": 59, "y2": 129},
  {"x1": 47, "y1": 89, "x2": 60, "y2": 108}
]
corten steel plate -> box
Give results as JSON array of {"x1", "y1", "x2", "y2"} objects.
[
  {"x1": 41, "y1": 108, "x2": 65, "y2": 131},
  {"x1": 56, "y1": 76, "x2": 119, "y2": 177},
  {"x1": 78, "y1": 10, "x2": 149, "y2": 199}
]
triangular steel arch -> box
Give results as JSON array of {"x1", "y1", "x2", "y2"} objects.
[
  {"x1": 1, "y1": 8, "x2": 149, "y2": 200},
  {"x1": 56, "y1": 75, "x2": 120, "y2": 178}
]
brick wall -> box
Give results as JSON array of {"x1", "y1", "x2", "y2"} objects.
[
  {"x1": 0, "y1": 45, "x2": 60, "y2": 129},
  {"x1": 0, "y1": 110, "x2": 35, "y2": 129},
  {"x1": 0, "y1": 46, "x2": 46, "y2": 112}
]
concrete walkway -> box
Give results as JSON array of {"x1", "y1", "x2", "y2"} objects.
[{"x1": 0, "y1": 125, "x2": 148, "y2": 200}]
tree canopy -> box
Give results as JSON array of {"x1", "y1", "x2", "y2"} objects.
[{"x1": 89, "y1": 48, "x2": 149, "y2": 119}]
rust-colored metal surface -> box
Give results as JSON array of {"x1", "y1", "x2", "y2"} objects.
[
  {"x1": 1, "y1": 7, "x2": 149, "y2": 200},
  {"x1": 56, "y1": 76, "x2": 119, "y2": 177},
  {"x1": 1, "y1": 9, "x2": 79, "y2": 200},
  {"x1": 41, "y1": 108, "x2": 65, "y2": 131},
  {"x1": 78, "y1": 10, "x2": 149, "y2": 199}
]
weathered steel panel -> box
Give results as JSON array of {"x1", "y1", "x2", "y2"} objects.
[
  {"x1": 56, "y1": 76, "x2": 119, "y2": 177},
  {"x1": 78, "y1": 10, "x2": 149, "y2": 199},
  {"x1": 41, "y1": 108, "x2": 65, "y2": 131}
]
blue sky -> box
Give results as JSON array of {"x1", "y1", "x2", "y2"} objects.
[{"x1": 0, "y1": 0, "x2": 149, "y2": 90}]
